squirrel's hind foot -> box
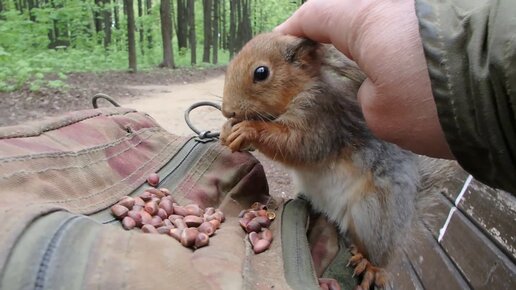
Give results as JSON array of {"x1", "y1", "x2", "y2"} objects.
[{"x1": 347, "y1": 245, "x2": 390, "y2": 290}]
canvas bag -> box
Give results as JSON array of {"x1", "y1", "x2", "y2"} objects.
[{"x1": 0, "y1": 98, "x2": 355, "y2": 290}]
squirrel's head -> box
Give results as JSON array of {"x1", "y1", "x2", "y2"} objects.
[{"x1": 222, "y1": 32, "x2": 321, "y2": 121}]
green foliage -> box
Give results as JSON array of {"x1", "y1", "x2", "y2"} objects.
[{"x1": 0, "y1": 0, "x2": 298, "y2": 92}]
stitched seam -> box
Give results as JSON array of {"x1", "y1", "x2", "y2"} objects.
[
  {"x1": 0, "y1": 127, "x2": 162, "y2": 164},
  {"x1": 74, "y1": 140, "x2": 178, "y2": 211},
  {"x1": 0, "y1": 137, "x2": 179, "y2": 213},
  {"x1": 433, "y1": 6, "x2": 461, "y2": 136},
  {"x1": 0, "y1": 109, "x2": 137, "y2": 140},
  {"x1": 0, "y1": 130, "x2": 169, "y2": 180},
  {"x1": 185, "y1": 143, "x2": 221, "y2": 194}
]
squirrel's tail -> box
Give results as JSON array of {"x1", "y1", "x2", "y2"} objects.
[{"x1": 410, "y1": 155, "x2": 458, "y2": 241}]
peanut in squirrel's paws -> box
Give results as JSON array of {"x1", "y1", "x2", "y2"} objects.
[
  {"x1": 347, "y1": 245, "x2": 390, "y2": 290},
  {"x1": 224, "y1": 120, "x2": 259, "y2": 152}
]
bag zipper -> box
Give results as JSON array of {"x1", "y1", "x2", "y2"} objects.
[{"x1": 34, "y1": 215, "x2": 79, "y2": 290}]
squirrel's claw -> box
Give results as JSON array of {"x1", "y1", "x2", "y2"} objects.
[
  {"x1": 347, "y1": 245, "x2": 389, "y2": 290},
  {"x1": 225, "y1": 121, "x2": 259, "y2": 152}
]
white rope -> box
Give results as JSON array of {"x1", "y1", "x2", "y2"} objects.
[{"x1": 438, "y1": 175, "x2": 473, "y2": 243}]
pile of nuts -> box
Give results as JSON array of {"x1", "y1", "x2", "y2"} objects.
[
  {"x1": 239, "y1": 202, "x2": 275, "y2": 254},
  {"x1": 110, "y1": 173, "x2": 224, "y2": 250}
]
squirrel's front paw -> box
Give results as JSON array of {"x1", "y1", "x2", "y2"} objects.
[
  {"x1": 225, "y1": 121, "x2": 259, "y2": 152},
  {"x1": 220, "y1": 119, "x2": 234, "y2": 145}
]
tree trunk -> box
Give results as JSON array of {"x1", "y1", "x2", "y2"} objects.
[
  {"x1": 114, "y1": 0, "x2": 120, "y2": 29},
  {"x1": 176, "y1": 0, "x2": 188, "y2": 49},
  {"x1": 228, "y1": 0, "x2": 235, "y2": 57},
  {"x1": 202, "y1": 0, "x2": 212, "y2": 63},
  {"x1": 0, "y1": 0, "x2": 3, "y2": 13},
  {"x1": 212, "y1": 0, "x2": 219, "y2": 64},
  {"x1": 103, "y1": 0, "x2": 112, "y2": 48},
  {"x1": 145, "y1": 0, "x2": 152, "y2": 49},
  {"x1": 221, "y1": 0, "x2": 226, "y2": 50},
  {"x1": 124, "y1": 0, "x2": 137, "y2": 72},
  {"x1": 187, "y1": 0, "x2": 196, "y2": 65},
  {"x1": 137, "y1": 0, "x2": 144, "y2": 55},
  {"x1": 27, "y1": 0, "x2": 35, "y2": 21},
  {"x1": 241, "y1": 0, "x2": 251, "y2": 45},
  {"x1": 159, "y1": 0, "x2": 175, "y2": 68},
  {"x1": 94, "y1": 0, "x2": 102, "y2": 34}
]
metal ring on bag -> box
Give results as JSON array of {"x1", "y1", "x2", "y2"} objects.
[
  {"x1": 92, "y1": 94, "x2": 121, "y2": 108},
  {"x1": 184, "y1": 101, "x2": 221, "y2": 139}
]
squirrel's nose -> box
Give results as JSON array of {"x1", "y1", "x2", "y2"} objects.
[{"x1": 221, "y1": 105, "x2": 236, "y2": 118}]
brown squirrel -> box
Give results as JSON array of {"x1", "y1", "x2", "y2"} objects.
[{"x1": 220, "y1": 32, "x2": 442, "y2": 289}]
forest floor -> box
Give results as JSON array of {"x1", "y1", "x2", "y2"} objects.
[{"x1": 0, "y1": 67, "x2": 294, "y2": 199}]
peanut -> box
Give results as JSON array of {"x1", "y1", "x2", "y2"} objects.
[
  {"x1": 245, "y1": 219, "x2": 262, "y2": 233},
  {"x1": 184, "y1": 215, "x2": 203, "y2": 227},
  {"x1": 204, "y1": 207, "x2": 215, "y2": 216},
  {"x1": 147, "y1": 173, "x2": 159, "y2": 187},
  {"x1": 168, "y1": 214, "x2": 183, "y2": 222},
  {"x1": 195, "y1": 233, "x2": 210, "y2": 248},
  {"x1": 159, "y1": 188, "x2": 171, "y2": 196},
  {"x1": 198, "y1": 222, "x2": 215, "y2": 236},
  {"x1": 150, "y1": 216, "x2": 163, "y2": 227},
  {"x1": 251, "y1": 216, "x2": 271, "y2": 228},
  {"x1": 117, "y1": 196, "x2": 135, "y2": 209},
  {"x1": 145, "y1": 187, "x2": 165, "y2": 198},
  {"x1": 214, "y1": 210, "x2": 225, "y2": 222},
  {"x1": 169, "y1": 228, "x2": 182, "y2": 241},
  {"x1": 261, "y1": 228, "x2": 273, "y2": 242},
  {"x1": 163, "y1": 218, "x2": 173, "y2": 227},
  {"x1": 141, "y1": 224, "x2": 158, "y2": 234},
  {"x1": 157, "y1": 208, "x2": 168, "y2": 220},
  {"x1": 157, "y1": 226, "x2": 173, "y2": 234},
  {"x1": 144, "y1": 201, "x2": 158, "y2": 215},
  {"x1": 172, "y1": 204, "x2": 188, "y2": 216},
  {"x1": 127, "y1": 210, "x2": 143, "y2": 227},
  {"x1": 243, "y1": 211, "x2": 257, "y2": 220},
  {"x1": 134, "y1": 196, "x2": 145, "y2": 206},
  {"x1": 180, "y1": 228, "x2": 198, "y2": 247},
  {"x1": 139, "y1": 191, "x2": 152, "y2": 201},
  {"x1": 140, "y1": 210, "x2": 153, "y2": 225},
  {"x1": 253, "y1": 239, "x2": 271, "y2": 254},
  {"x1": 158, "y1": 199, "x2": 174, "y2": 215},
  {"x1": 111, "y1": 204, "x2": 129, "y2": 219},
  {"x1": 172, "y1": 218, "x2": 187, "y2": 230},
  {"x1": 185, "y1": 204, "x2": 203, "y2": 217},
  {"x1": 208, "y1": 219, "x2": 221, "y2": 230},
  {"x1": 248, "y1": 232, "x2": 260, "y2": 246},
  {"x1": 239, "y1": 218, "x2": 250, "y2": 230},
  {"x1": 122, "y1": 216, "x2": 136, "y2": 230}
]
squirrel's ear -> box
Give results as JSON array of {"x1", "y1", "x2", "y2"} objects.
[{"x1": 284, "y1": 38, "x2": 319, "y2": 64}]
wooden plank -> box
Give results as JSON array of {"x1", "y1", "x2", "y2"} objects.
[
  {"x1": 444, "y1": 178, "x2": 516, "y2": 260},
  {"x1": 431, "y1": 196, "x2": 516, "y2": 290},
  {"x1": 405, "y1": 227, "x2": 471, "y2": 290},
  {"x1": 433, "y1": 164, "x2": 515, "y2": 260},
  {"x1": 387, "y1": 252, "x2": 424, "y2": 290}
]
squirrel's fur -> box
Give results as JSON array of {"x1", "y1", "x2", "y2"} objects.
[{"x1": 221, "y1": 32, "x2": 451, "y2": 280}]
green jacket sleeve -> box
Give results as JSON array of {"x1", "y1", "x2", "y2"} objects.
[{"x1": 415, "y1": 0, "x2": 516, "y2": 194}]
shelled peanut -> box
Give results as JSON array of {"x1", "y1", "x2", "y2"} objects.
[
  {"x1": 110, "y1": 173, "x2": 225, "y2": 250},
  {"x1": 239, "y1": 202, "x2": 275, "y2": 254}
]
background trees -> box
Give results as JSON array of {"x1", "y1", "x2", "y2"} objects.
[{"x1": 0, "y1": 0, "x2": 304, "y2": 91}]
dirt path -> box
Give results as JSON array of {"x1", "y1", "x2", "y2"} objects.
[{"x1": 123, "y1": 75, "x2": 295, "y2": 199}]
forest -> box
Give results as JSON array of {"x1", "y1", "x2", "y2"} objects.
[{"x1": 0, "y1": 0, "x2": 304, "y2": 92}]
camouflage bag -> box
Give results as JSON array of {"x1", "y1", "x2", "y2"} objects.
[{"x1": 0, "y1": 97, "x2": 355, "y2": 290}]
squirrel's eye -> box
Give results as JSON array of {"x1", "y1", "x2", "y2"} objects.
[{"x1": 253, "y1": 66, "x2": 269, "y2": 82}]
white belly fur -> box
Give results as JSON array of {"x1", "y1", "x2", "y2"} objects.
[{"x1": 290, "y1": 162, "x2": 368, "y2": 234}]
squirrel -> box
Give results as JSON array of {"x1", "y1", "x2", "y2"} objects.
[{"x1": 220, "y1": 32, "x2": 443, "y2": 290}]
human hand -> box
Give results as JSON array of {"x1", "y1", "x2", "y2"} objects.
[{"x1": 275, "y1": 0, "x2": 453, "y2": 159}]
